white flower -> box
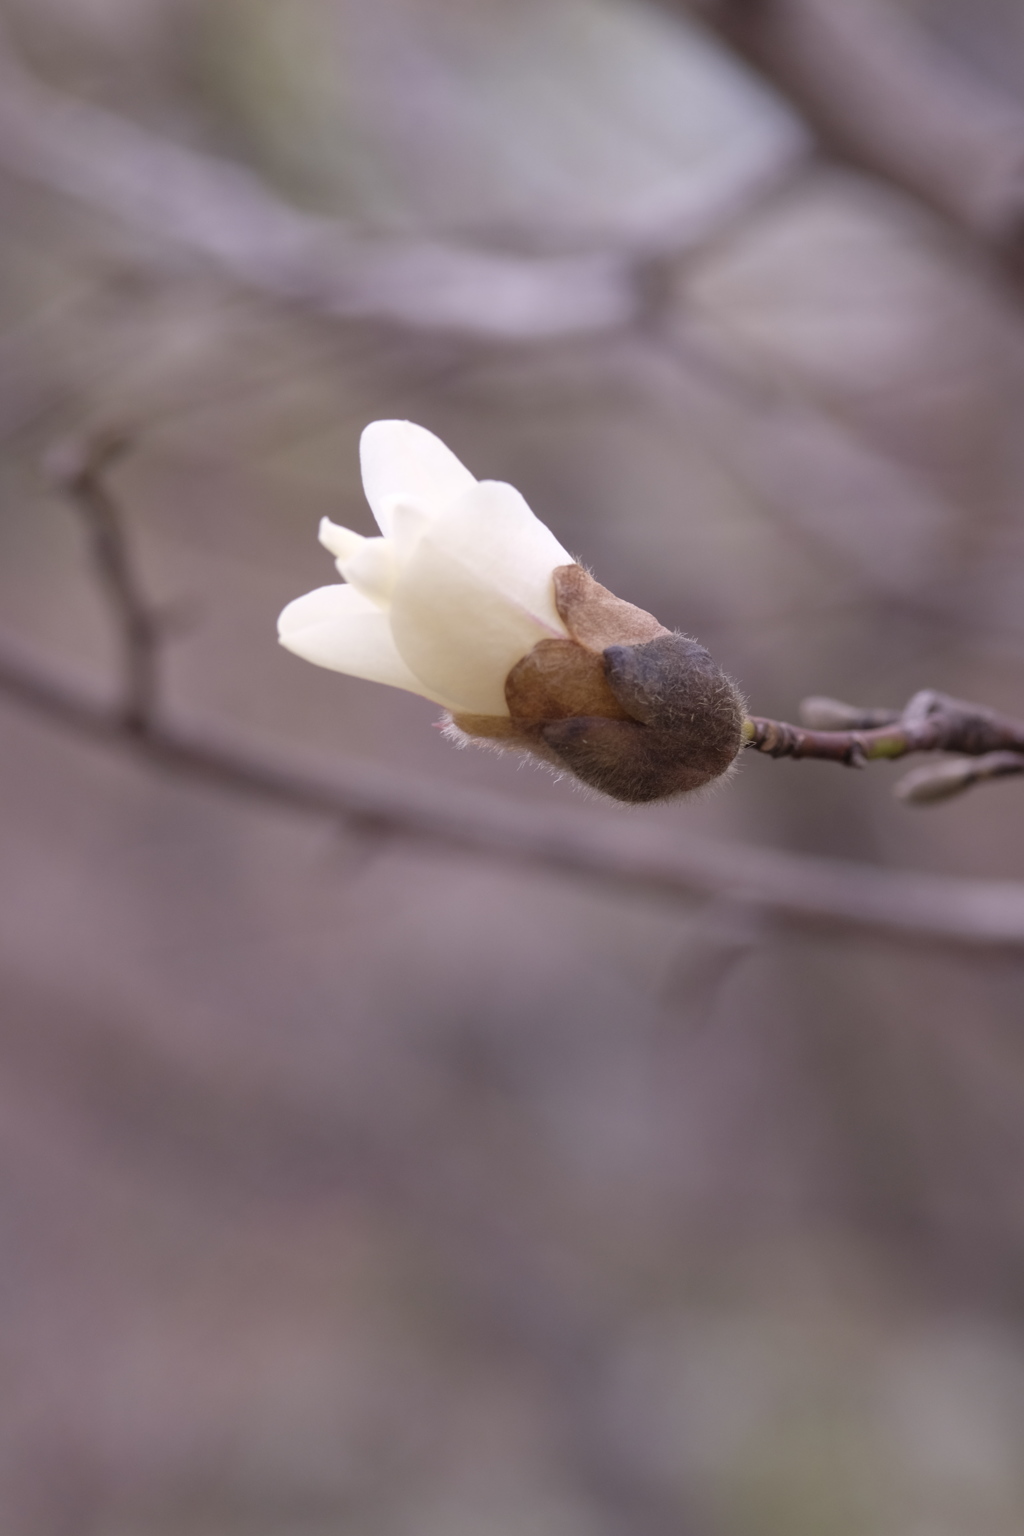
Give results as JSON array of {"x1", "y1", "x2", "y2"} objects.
[
  {"x1": 278, "y1": 419, "x2": 747, "y2": 804},
  {"x1": 277, "y1": 420, "x2": 573, "y2": 716}
]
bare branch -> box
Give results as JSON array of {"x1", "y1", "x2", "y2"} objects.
[
  {"x1": 0, "y1": 24, "x2": 801, "y2": 342},
  {"x1": 0, "y1": 29, "x2": 626, "y2": 340},
  {"x1": 5, "y1": 435, "x2": 1021, "y2": 952},
  {"x1": 692, "y1": 0, "x2": 1024, "y2": 260},
  {"x1": 44, "y1": 430, "x2": 162, "y2": 734},
  {"x1": 4, "y1": 436, "x2": 1021, "y2": 951},
  {"x1": 746, "y1": 690, "x2": 1024, "y2": 799},
  {"x1": 4, "y1": 639, "x2": 1024, "y2": 950}
]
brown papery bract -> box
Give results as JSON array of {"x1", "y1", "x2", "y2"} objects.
[{"x1": 451, "y1": 565, "x2": 745, "y2": 803}]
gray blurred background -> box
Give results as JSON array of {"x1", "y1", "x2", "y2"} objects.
[{"x1": 4, "y1": 1, "x2": 1024, "y2": 1532}]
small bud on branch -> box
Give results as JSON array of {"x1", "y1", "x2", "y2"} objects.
[
  {"x1": 798, "y1": 696, "x2": 901, "y2": 732},
  {"x1": 895, "y1": 752, "x2": 1024, "y2": 805}
]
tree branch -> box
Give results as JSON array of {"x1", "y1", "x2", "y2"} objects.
[
  {"x1": 692, "y1": 0, "x2": 1024, "y2": 262},
  {"x1": 9, "y1": 434, "x2": 1021, "y2": 951},
  {"x1": 746, "y1": 691, "x2": 1024, "y2": 801},
  {"x1": 4, "y1": 639, "x2": 1024, "y2": 951},
  {"x1": 0, "y1": 23, "x2": 802, "y2": 342}
]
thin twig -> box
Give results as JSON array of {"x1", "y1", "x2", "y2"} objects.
[
  {"x1": 45, "y1": 431, "x2": 161, "y2": 734},
  {"x1": 745, "y1": 690, "x2": 1024, "y2": 797}
]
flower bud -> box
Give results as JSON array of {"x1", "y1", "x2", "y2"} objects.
[
  {"x1": 449, "y1": 565, "x2": 744, "y2": 802},
  {"x1": 279, "y1": 421, "x2": 745, "y2": 803},
  {"x1": 894, "y1": 751, "x2": 1024, "y2": 804}
]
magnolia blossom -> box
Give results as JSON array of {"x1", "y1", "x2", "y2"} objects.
[
  {"x1": 278, "y1": 421, "x2": 745, "y2": 802},
  {"x1": 278, "y1": 420, "x2": 574, "y2": 716}
]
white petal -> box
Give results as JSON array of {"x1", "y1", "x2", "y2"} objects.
[
  {"x1": 335, "y1": 537, "x2": 398, "y2": 607},
  {"x1": 277, "y1": 584, "x2": 455, "y2": 705},
  {"x1": 383, "y1": 496, "x2": 429, "y2": 555},
  {"x1": 319, "y1": 518, "x2": 366, "y2": 564},
  {"x1": 360, "y1": 420, "x2": 477, "y2": 536},
  {"x1": 388, "y1": 480, "x2": 572, "y2": 715}
]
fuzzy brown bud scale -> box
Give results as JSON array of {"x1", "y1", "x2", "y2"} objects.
[{"x1": 450, "y1": 565, "x2": 745, "y2": 803}]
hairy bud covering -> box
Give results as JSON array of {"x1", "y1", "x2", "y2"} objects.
[{"x1": 450, "y1": 567, "x2": 745, "y2": 803}]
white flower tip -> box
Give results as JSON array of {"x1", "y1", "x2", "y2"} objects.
[
  {"x1": 359, "y1": 422, "x2": 436, "y2": 495},
  {"x1": 277, "y1": 608, "x2": 310, "y2": 652},
  {"x1": 359, "y1": 419, "x2": 477, "y2": 535},
  {"x1": 277, "y1": 585, "x2": 343, "y2": 642},
  {"x1": 359, "y1": 419, "x2": 429, "y2": 458},
  {"x1": 277, "y1": 597, "x2": 301, "y2": 640},
  {"x1": 319, "y1": 518, "x2": 365, "y2": 562}
]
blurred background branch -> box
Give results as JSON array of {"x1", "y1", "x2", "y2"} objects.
[
  {"x1": 10, "y1": 627, "x2": 1024, "y2": 950},
  {"x1": 0, "y1": 18, "x2": 807, "y2": 341},
  {"x1": 693, "y1": 0, "x2": 1024, "y2": 264},
  {"x1": 0, "y1": 20, "x2": 633, "y2": 340},
  {"x1": 44, "y1": 429, "x2": 161, "y2": 732}
]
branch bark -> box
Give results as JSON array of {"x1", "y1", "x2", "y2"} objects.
[{"x1": 746, "y1": 691, "x2": 1024, "y2": 800}]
